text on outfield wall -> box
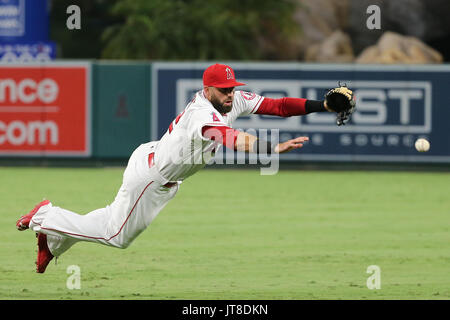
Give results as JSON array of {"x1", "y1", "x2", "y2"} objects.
[
  {"x1": 0, "y1": 121, "x2": 58, "y2": 145},
  {"x1": 0, "y1": 78, "x2": 59, "y2": 103}
]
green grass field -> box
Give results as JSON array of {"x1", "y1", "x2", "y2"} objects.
[{"x1": 0, "y1": 167, "x2": 449, "y2": 300}]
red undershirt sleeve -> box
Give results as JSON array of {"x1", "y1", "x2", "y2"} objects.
[
  {"x1": 202, "y1": 125, "x2": 240, "y2": 150},
  {"x1": 255, "y1": 97, "x2": 307, "y2": 117}
]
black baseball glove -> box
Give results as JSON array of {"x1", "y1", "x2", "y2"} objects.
[{"x1": 324, "y1": 84, "x2": 356, "y2": 126}]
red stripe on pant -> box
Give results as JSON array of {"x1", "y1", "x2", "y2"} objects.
[{"x1": 39, "y1": 181, "x2": 154, "y2": 242}]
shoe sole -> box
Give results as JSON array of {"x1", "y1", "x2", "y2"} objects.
[
  {"x1": 16, "y1": 200, "x2": 50, "y2": 231},
  {"x1": 36, "y1": 233, "x2": 54, "y2": 273}
]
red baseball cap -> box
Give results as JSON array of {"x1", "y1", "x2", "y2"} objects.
[{"x1": 203, "y1": 64, "x2": 246, "y2": 88}]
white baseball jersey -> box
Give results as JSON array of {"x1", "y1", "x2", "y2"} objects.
[
  {"x1": 27, "y1": 89, "x2": 265, "y2": 261},
  {"x1": 155, "y1": 90, "x2": 264, "y2": 182}
]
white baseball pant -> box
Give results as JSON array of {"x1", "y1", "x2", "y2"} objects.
[{"x1": 29, "y1": 141, "x2": 179, "y2": 257}]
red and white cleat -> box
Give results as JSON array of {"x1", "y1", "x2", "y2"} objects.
[
  {"x1": 36, "y1": 233, "x2": 54, "y2": 273},
  {"x1": 16, "y1": 200, "x2": 50, "y2": 231}
]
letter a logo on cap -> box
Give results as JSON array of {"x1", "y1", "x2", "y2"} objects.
[
  {"x1": 226, "y1": 67, "x2": 233, "y2": 80},
  {"x1": 203, "y1": 64, "x2": 246, "y2": 88}
]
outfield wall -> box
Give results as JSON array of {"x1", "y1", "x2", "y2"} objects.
[{"x1": 0, "y1": 61, "x2": 449, "y2": 164}]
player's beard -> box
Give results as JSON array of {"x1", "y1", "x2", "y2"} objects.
[{"x1": 210, "y1": 95, "x2": 232, "y2": 114}]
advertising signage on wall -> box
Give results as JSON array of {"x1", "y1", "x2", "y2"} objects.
[
  {"x1": 152, "y1": 63, "x2": 450, "y2": 163},
  {"x1": 0, "y1": 62, "x2": 91, "y2": 156},
  {"x1": 0, "y1": 0, "x2": 25, "y2": 37},
  {"x1": 0, "y1": 0, "x2": 56, "y2": 62}
]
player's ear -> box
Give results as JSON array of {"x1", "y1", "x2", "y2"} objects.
[{"x1": 203, "y1": 86, "x2": 211, "y2": 99}]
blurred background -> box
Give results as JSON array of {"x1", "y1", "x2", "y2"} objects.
[
  {"x1": 0, "y1": 0, "x2": 449, "y2": 168},
  {"x1": 51, "y1": 0, "x2": 450, "y2": 62},
  {"x1": 49, "y1": 0, "x2": 450, "y2": 63}
]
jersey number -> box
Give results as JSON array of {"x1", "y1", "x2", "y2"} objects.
[{"x1": 168, "y1": 110, "x2": 185, "y2": 134}]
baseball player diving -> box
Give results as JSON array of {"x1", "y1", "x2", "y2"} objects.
[{"x1": 16, "y1": 63, "x2": 355, "y2": 273}]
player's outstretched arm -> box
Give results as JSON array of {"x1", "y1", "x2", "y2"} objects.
[
  {"x1": 202, "y1": 126, "x2": 309, "y2": 154},
  {"x1": 253, "y1": 84, "x2": 356, "y2": 126},
  {"x1": 255, "y1": 97, "x2": 329, "y2": 117},
  {"x1": 235, "y1": 131, "x2": 309, "y2": 154}
]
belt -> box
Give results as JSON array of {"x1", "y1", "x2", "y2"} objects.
[{"x1": 148, "y1": 152, "x2": 177, "y2": 188}]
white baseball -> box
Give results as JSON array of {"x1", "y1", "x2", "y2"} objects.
[{"x1": 415, "y1": 138, "x2": 430, "y2": 152}]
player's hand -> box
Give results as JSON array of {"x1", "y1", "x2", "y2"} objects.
[{"x1": 274, "y1": 136, "x2": 309, "y2": 154}]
